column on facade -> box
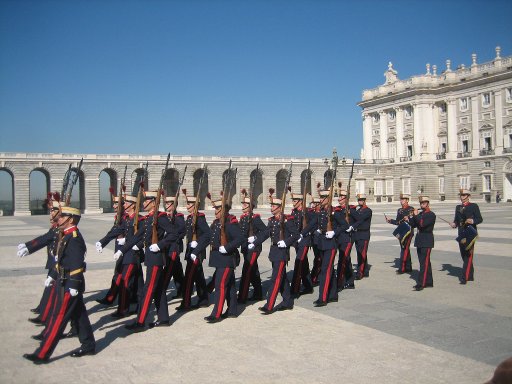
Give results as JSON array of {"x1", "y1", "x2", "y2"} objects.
[
  {"x1": 412, "y1": 103, "x2": 422, "y2": 161},
  {"x1": 395, "y1": 107, "x2": 404, "y2": 160},
  {"x1": 379, "y1": 110, "x2": 388, "y2": 160},
  {"x1": 432, "y1": 104, "x2": 440, "y2": 155},
  {"x1": 423, "y1": 103, "x2": 435, "y2": 160},
  {"x1": 362, "y1": 113, "x2": 372, "y2": 162},
  {"x1": 494, "y1": 90, "x2": 503, "y2": 155},
  {"x1": 14, "y1": 171, "x2": 31, "y2": 216},
  {"x1": 471, "y1": 94, "x2": 480, "y2": 156},
  {"x1": 446, "y1": 98, "x2": 458, "y2": 160},
  {"x1": 84, "y1": 175, "x2": 102, "y2": 214}
]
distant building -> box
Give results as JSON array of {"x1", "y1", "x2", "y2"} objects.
[{"x1": 357, "y1": 46, "x2": 512, "y2": 203}]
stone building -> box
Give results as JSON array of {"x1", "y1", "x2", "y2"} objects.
[{"x1": 358, "y1": 46, "x2": 512, "y2": 203}]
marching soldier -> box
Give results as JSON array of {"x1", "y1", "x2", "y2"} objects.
[
  {"x1": 333, "y1": 189, "x2": 357, "y2": 291},
  {"x1": 352, "y1": 193, "x2": 372, "y2": 280},
  {"x1": 109, "y1": 194, "x2": 143, "y2": 318},
  {"x1": 250, "y1": 191, "x2": 299, "y2": 314},
  {"x1": 23, "y1": 206, "x2": 96, "y2": 363},
  {"x1": 313, "y1": 189, "x2": 338, "y2": 307},
  {"x1": 122, "y1": 191, "x2": 181, "y2": 332},
  {"x1": 309, "y1": 197, "x2": 322, "y2": 286},
  {"x1": 405, "y1": 196, "x2": 436, "y2": 291},
  {"x1": 161, "y1": 196, "x2": 186, "y2": 301},
  {"x1": 290, "y1": 192, "x2": 316, "y2": 298},
  {"x1": 18, "y1": 194, "x2": 61, "y2": 326},
  {"x1": 386, "y1": 193, "x2": 415, "y2": 274},
  {"x1": 176, "y1": 193, "x2": 211, "y2": 311},
  {"x1": 95, "y1": 193, "x2": 127, "y2": 306},
  {"x1": 204, "y1": 198, "x2": 244, "y2": 323},
  {"x1": 237, "y1": 193, "x2": 266, "y2": 303},
  {"x1": 449, "y1": 189, "x2": 483, "y2": 284}
]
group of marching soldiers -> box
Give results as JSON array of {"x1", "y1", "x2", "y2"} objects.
[{"x1": 17, "y1": 171, "x2": 483, "y2": 364}]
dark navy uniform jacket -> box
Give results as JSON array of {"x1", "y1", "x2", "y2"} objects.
[
  {"x1": 185, "y1": 212, "x2": 212, "y2": 261},
  {"x1": 453, "y1": 202, "x2": 483, "y2": 236},
  {"x1": 123, "y1": 211, "x2": 182, "y2": 267},
  {"x1": 409, "y1": 209, "x2": 436, "y2": 248},
  {"x1": 25, "y1": 225, "x2": 59, "y2": 270},
  {"x1": 389, "y1": 205, "x2": 415, "y2": 226},
  {"x1": 49, "y1": 225, "x2": 87, "y2": 292},
  {"x1": 118, "y1": 213, "x2": 144, "y2": 265},
  {"x1": 163, "y1": 212, "x2": 186, "y2": 254},
  {"x1": 253, "y1": 214, "x2": 299, "y2": 262},
  {"x1": 333, "y1": 205, "x2": 357, "y2": 244},
  {"x1": 290, "y1": 207, "x2": 317, "y2": 247},
  {"x1": 313, "y1": 207, "x2": 337, "y2": 251},
  {"x1": 352, "y1": 205, "x2": 373, "y2": 241},
  {"x1": 208, "y1": 214, "x2": 244, "y2": 268},
  {"x1": 239, "y1": 212, "x2": 267, "y2": 253},
  {"x1": 99, "y1": 214, "x2": 127, "y2": 252}
]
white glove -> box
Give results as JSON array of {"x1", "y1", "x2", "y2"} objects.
[
  {"x1": 277, "y1": 240, "x2": 286, "y2": 248},
  {"x1": 117, "y1": 238, "x2": 126, "y2": 246},
  {"x1": 248, "y1": 236, "x2": 256, "y2": 243},
  {"x1": 149, "y1": 244, "x2": 160, "y2": 252},
  {"x1": 190, "y1": 241, "x2": 198, "y2": 249},
  {"x1": 190, "y1": 254, "x2": 197, "y2": 262},
  {"x1": 18, "y1": 243, "x2": 26, "y2": 250},
  {"x1": 44, "y1": 276, "x2": 54, "y2": 287},
  {"x1": 297, "y1": 234, "x2": 303, "y2": 243},
  {"x1": 346, "y1": 226, "x2": 354, "y2": 233},
  {"x1": 17, "y1": 247, "x2": 29, "y2": 258},
  {"x1": 69, "y1": 288, "x2": 78, "y2": 297},
  {"x1": 95, "y1": 241, "x2": 103, "y2": 253},
  {"x1": 114, "y1": 250, "x2": 123, "y2": 261},
  {"x1": 219, "y1": 246, "x2": 227, "y2": 254},
  {"x1": 316, "y1": 229, "x2": 322, "y2": 234},
  {"x1": 326, "y1": 231, "x2": 335, "y2": 239},
  {"x1": 132, "y1": 245, "x2": 139, "y2": 251},
  {"x1": 248, "y1": 243, "x2": 255, "y2": 250}
]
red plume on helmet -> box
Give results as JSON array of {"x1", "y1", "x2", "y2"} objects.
[
  {"x1": 181, "y1": 188, "x2": 187, "y2": 196},
  {"x1": 206, "y1": 192, "x2": 212, "y2": 201},
  {"x1": 316, "y1": 182, "x2": 321, "y2": 189},
  {"x1": 268, "y1": 188, "x2": 275, "y2": 196},
  {"x1": 109, "y1": 186, "x2": 116, "y2": 197},
  {"x1": 240, "y1": 188, "x2": 247, "y2": 196},
  {"x1": 52, "y1": 192, "x2": 61, "y2": 202}
]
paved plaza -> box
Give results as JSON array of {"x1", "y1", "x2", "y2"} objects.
[{"x1": 0, "y1": 202, "x2": 511, "y2": 383}]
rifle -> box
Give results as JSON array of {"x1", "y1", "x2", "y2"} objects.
[
  {"x1": 247, "y1": 163, "x2": 259, "y2": 236},
  {"x1": 61, "y1": 164, "x2": 72, "y2": 199},
  {"x1": 345, "y1": 159, "x2": 356, "y2": 223},
  {"x1": 64, "y1": 158, "x2": 83, "y2": 206},
  {"x1": 170, "y1": 165, "x2": 187, "y2": 223},
  {"x1": 133, "y1": 162, "x2": 148, "y2": 233},
  {"x1": 279, "y1": 162, "x2": 293, "y2": 241},
  {"x1": 151, "y1": 153, "x2": 170, "y2": 244},
  {"x1": 302, "y1": 161, "x2": 311, "y2": 229},
  {"x1": 218, "y1": 160, "x2": 232, "y2": 246},
  {"x1": 190, "y1": 166, "x2": 208, "y2": 241},
  {"x1": 114, "y1": 165, "x2": 128, "y2": 226},
  {"x1": 326, "y1": 151, "x2": 338, "y2": 232}
]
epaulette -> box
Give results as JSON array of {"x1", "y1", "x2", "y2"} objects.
[
  {"x1": 138, "y1": 215, "x2": 147, "y2": 222},
  {"x1": 268, "y1": 216, "x2": 275, "y2": 221},
  {"x1": 334, "y1": 206, "x2": 342, "y2": 212},
  {"x1": 286, "y1": 215, "x2": 294, "y2": 220},
  {"x1": 175, "y1": 212, "x2": 184, "y2": 217},
  {"x1": 157, "y1": 211, "x2": 167, "y2": 217},
  {"x1": 229, "y1": 215, "x2": 238, "y2": 224},
  {"x1": 252, "y1": 213, "x2": 260, "y2": 218},
  {"x1": 240, "y1": 213, "x2": 248, "y2": 219},
  {"x1": 197, "y1": 212, "x2": 205, "y2": 217}
]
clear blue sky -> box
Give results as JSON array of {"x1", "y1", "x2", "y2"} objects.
[{"x1": 0, "y1": 0, "x2": 510, "y2": 160}]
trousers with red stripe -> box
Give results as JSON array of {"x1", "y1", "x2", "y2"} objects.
[
  {"x1": 180, "y1": 259, "x2": 208, "y2": 308},
  {"x1": 416, "y1": 247, "x2": 433, "y2": 287},
  {"x1": 459, "y1": 243, "x2": 475, "y2": 281},
  {"x1": 102, "y1": 257, "x2": 124, "y2": 304},
  {"x1": 137, "y1": 265, "x2": 168, "y2": 325},
  {"x1": 115, "y1": 263, "x2": 140, "y2": 315},
  {"x1": 399, "y1": 236, "x2": 413, "y2": 272},
  {"x1": 237, "y1": 251, "x2": 262, "y2": 302},
  {"x1": 264, "y1": 260, "x2": 293, "y2": 311},
  {"x1": 291, "y1": 244, "x2": 313, "y2": 295},
  {"x1": 34, "y1": 290, "x2": 95, "y2": 360},
  {"x1": 336, "y1": 241, "x2": 354, "y2": 289},
  {"x1": 162, "y1": 250, "x2": 185, "y2": 298},
  {"x1": 318, "y1": 248, "x2": 338, "y2": 303},
  {"x1": 210, "y1": 267, "x2": 237, "y2": 318},
  {"x1": 355, "y1": 239, "x2": 370, "y2": 278},
  {"x1": 310, "y1": 245, "x2": 322, "y2": 285}
]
